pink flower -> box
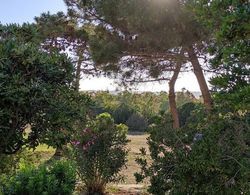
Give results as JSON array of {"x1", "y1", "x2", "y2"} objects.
[
  {"x1": 83, "y1": 128, "x2": 91, "y2": 134},
  {"x1": 71, "y1": 140, "x2": 80, "y2": 146},
  {"x1": 83, "y1": 145, "x2": 87, "y2": 151}
]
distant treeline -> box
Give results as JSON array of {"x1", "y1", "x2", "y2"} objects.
[{"x1": 83, "y1": 90, "x2": 201, "y2": 131}]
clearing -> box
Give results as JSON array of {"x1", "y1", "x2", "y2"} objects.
[{"x1": 32, "y1": 133, "x2": 150, "y2": 194}]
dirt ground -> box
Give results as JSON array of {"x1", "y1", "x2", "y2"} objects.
[
  {"x1": 120, "y1": 133, "x2": 149, "y2": 184},
  {"x1": 108, "y1": 133, "x2": 150, "y2": 194}
]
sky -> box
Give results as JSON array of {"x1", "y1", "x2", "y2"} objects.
[
  {"x1": 0, "y1": 0, "x2": 66, "y2": 24},
  {"x1": 0, "y1": 0, "x2": 210, "y2": 92}
]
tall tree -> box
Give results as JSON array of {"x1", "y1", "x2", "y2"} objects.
[
  {"x1": 34, "y1": 12, "x2": 93, "y2": 91},
  {"x1": 190, "y1": 0, "x2": 250, "y2": 111},
  {"x1": 64, "y1": 0, "x2": 213, "y2": 127},
  {"x1": 168, "y1": 60, "x2": 182, "y2": 128}
]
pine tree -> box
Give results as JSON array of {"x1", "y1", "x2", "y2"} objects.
[{"x1": 64, "y1": 0, "x2": 213, "y2": 128}]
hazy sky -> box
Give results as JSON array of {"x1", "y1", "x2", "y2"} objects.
[{"x1": 0, "y1": 0, "x2": 210, "y2": 92}]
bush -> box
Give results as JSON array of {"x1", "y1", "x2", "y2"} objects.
[
  {"x1": 1, "y1": 160, "x2": 76, "y2": 195},
  {"x1": 0, "y1": 148, "x2": 49, "y2": 177},
  {"x1": 135, "y1": 112, "x2": 250, "y2": 194},
  {"x1": 0, "y1": 153, "x2": 20, "y2": 176},
  {"x1": 178, "y1": 102, "x2": 203, "y2": 127},
  {"x1": 72, "y1": 113, "x2": 129, "y2": 194},
  {"x1": 126, "y1": 113, "x2": 148, "y2": 132},
  {"x1": 113, "y1": 104, "x2": 134, "y2": 124},
  {"x1": 0, "y1": 24, "x2": 92, "y2": 155}
]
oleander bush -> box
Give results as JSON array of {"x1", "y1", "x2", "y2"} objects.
[{"x1": 72, "y1": 113, "x2": 129, "y2": 194}]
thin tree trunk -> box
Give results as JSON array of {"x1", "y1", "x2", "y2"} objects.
[
  {"x1": 75, "y1": 54, "x2": 83, "y2": 92},
  {"x1": 187, "y1": 46, "x2": 213, "y2": 111},
  {"x1": 51, "y1": 146, "x2": 64, "y2": 160},
  {"x1": 168, "y1": 60, "x2": 182, "y2": 129}
]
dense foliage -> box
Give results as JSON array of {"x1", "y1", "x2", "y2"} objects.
[
  {"x1": 0, "y1": 24, "x2": 91, "y2": 154},
  {"x1": 189, "y1": 0, "x2": 250, "y2": 111},
  {"x1": 71, "y1": 113, "x2": 129, "y2": 194},
  {"x1": 0, "y1": 0, "x2": 249, "y2": 194},
  {"x1": 126, "y1": 113, "x2": 148, "y2": 132},
  {"x1": 135, "y1": 1, "x2": 250, "y2": 194},
  {"x1": 1, "y1": 160, "x2": 76, "y2": 195},
  {"x1": 90, "y1": 90, "x2": 197, "y2": 131},
  {"x1": 136, "y1": 110, "x2": 250, "y2": 194}
]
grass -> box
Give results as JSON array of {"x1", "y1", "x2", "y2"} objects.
[
  {"x1": 34, "y1": 144, "x2": 55, "y2": 152},
  {"x1": 32, "y1": 133, "x2": 149, "y2": 184},
  {"x1": 120, "y1": 133, "x2": 149, "y2": 184},
  {"x1": 106, "y1": 132, "x2": 150, "y2": 194},
  {"x1": 22, "y1": 144, "x2": 56, "y2": 166},
  {"x1": 24, "y1": 125, "x2": 55, "y2": 165}
]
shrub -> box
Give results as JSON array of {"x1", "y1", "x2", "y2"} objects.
[
  {"x1": 1, "y1": 160, "x2": 76, "y2": 195},
  {"x1": 72, "y1": 113, "x2": 129, "y2": 194},
  {"x1": 126, "y1": 113, "x2": 148, "y2": 132},
  {"x1": 0, "y1": 153, "x2": 20, "y2": 176},
  {"x1": 135, "y1": 112, "x2": 250, "y2": 194},
  {"x1": 0, "y1": 25, "x2": 91, "y2": 155},
  {"x1": 0, "y1": 149, "x2": 47, "y2": 177},
  {"x1": 178, "y1": 102, "x2": 203, "y2": 127},
  {"x1": 113, "y1": 103, "x2": 134, "y2": 124}
]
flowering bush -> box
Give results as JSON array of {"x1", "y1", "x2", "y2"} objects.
[{"x1": 71, "y1": 113, "x2": 129, "y2": 194}]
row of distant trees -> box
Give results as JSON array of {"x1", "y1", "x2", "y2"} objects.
[{"x1": 88, "y1": 90, "x2": 199, "y2": 131}]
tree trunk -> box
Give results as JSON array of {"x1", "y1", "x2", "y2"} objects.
[
  {"x1": 51, "y1": 146, "x2": 64, "y2": 160},
  {"x1": 75, "y1": 60, "x2": 81, "y2": 91},
  {"x1": 168, "y1": 61, "x2": 182, "y2": 129},
  {"x1": 187, "y1": 46, "x2": 213, "y2": 111}
]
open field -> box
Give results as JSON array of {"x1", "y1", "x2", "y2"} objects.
[
  {"x1": 109, "y1": 133, "x2": 150, "y2": 194},
  {"x1": 121, "y1": 133, "x2": 149, "y2": 184},
  {"x1": 29, "y1": 144, "x2": 55, "y2": 165}
]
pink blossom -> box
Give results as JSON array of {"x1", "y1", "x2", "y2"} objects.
[
  {"x1": 83, "y1": 128, "x2": 92, "y2": 134},
  {"x1": 71, "y1": 140, "x2": 80, "y2": 146},
  {"x1": 83, "y1": 145, "x2": 87, "y2": 151}
]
